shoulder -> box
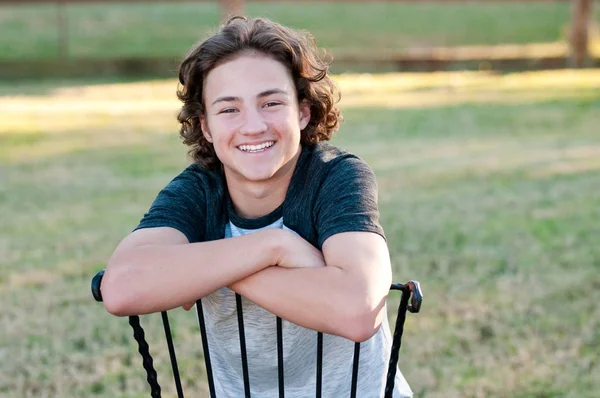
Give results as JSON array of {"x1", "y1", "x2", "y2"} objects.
[
  {"x1": 174, "y1": 163, "x2": 222, "y2": 184},
  {"x1": 304, "y1": 144, "x2": 384, "y2": 248},
  {"x1": 136, "y1": 163, "x2": 226, "y2": 243},
  {"x1": 165, "y1": 163, "x2": 225, "y2": 195},
  {"x1": 302, "y1": 142, "x2": 373, "y2": 175},
  {"x1": 305, "y1": 141, "x2": 356, "y2": 164},
  {"x1": 152, "y1": 163, "x2": 227, "y2": 212},
  {"x1": 289, "y1": 143, "x2": 376, "y2": 194},
  {"x1": 288, "y1": 142, "x2": 378, "y2": 206},
  {"x1": 284, "y1": 143, "x2": 380, "y2": 247},
  {"x1": 304, "y1": 142, "x2": 376, "y2": 184}
]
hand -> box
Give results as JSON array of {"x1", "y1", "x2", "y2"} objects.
[
  {"x1": 274, "y1": 229, "x2": 326, "y2": 269},
  {"x1": 182, "y1": 302, "x2": 195, "y2": 311}
]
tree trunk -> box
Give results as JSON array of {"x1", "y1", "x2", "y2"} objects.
[
  {"x1": 569, "y1": 0, "x2": 592, "y2": 68},
  {"x1": 220, "y1": 0, "x2": 245, "y2": 23}
]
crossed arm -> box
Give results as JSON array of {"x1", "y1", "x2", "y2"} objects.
[{"x1": 102, "y1": 227, "x2": 392, "y2": 342}]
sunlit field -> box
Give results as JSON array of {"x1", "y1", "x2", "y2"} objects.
[{"x1": 1, "y1": 70, "x2": 599, "y2": 397}]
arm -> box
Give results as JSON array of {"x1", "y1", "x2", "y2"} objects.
[
  {"x1": 230, "y1": 231, "x2": 392, "y2": 342},
  {"x1": 232, "y1": 154, "x2": 390, "y2": 342},
  {"x1": 102, "y1": 167, "x2": 291, "y2": 316},
  {"x1": 102, "y1": 226, "x2": 282, "y2": 316}
]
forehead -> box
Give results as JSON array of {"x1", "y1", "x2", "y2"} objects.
[{"x1": 203, "y1": 53, "x2": 295, "y2": 100}]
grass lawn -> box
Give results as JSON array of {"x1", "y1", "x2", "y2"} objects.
[
  {"x1": 1, "y1": 2, "x2": 600, "y2": 59},
  {"x1": 1, "y1": 70, "x2": 599, "y2": 397}
]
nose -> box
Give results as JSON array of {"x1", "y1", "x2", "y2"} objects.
[{"x1": 240, "y1": 107, "x2": 268, "y2": 136}]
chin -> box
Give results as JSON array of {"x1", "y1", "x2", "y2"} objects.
[{"x1": 242, "y1": 169, "x2": 278, "y2": 182}]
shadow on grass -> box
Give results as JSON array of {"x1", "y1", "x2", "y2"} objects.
[{"x1": 0, "y1": 75, "x2": 172, "y2": 97}]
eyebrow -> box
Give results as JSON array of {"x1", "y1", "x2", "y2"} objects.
[{"x1": 211, "y1": 88, "x2": 290, "y2": 106}]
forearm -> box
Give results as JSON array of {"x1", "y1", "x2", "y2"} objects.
[
  {"x1": 229, "y1": 265, "x2": 388, "y2": 342},
  {"x1": 102, "y1": 230, "x2": 277, "y2": 316}
]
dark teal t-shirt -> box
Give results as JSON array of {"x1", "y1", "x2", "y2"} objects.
[{"x1": 135, "y1": 142, "x2": 385, "y2": 249}]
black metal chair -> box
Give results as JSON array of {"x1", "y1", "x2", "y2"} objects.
[{"x1": 91, "y1": 270, "x2": 422, "y2": 398}]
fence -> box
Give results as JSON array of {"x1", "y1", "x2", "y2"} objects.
[{"x1": 0, "y1": 0, "x2": 596, "y2": 76}]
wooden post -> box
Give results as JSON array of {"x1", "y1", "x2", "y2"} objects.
[
  {"x1": 220, "y1": 0, "x2": 245, "y2": 23},
  {"x1": 569, "y1": 0, "x2": 592, "y2": 68},
  {"x1": 57, "y1": 0, "x2": 69, "y2": 59}
]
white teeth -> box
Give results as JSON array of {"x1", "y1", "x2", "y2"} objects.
[{"x1": 238, "y1": 141, "x2": 275, "y2": 152}]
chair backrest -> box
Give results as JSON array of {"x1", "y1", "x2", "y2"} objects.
[{"x1": 91, "y1": 270, "x2": 422, "y2": 398}]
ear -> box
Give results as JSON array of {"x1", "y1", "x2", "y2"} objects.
[
  {"x1": 298, "y1": 100, "x2": 311, "y2": 130},
  {"x1": 200, "y1": 115, "x2": 213, "y2": 143}
]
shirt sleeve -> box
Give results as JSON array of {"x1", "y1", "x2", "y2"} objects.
[
  {"x1": 134, "y1": 166, "x2": 206, "y2": 243},
  {"x1": 314, "y1": 155, "x2": 385, "y2": 249}
]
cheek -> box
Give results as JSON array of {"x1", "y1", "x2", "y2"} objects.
[
  {"x1": 208, "y1": 120, "x2": 236, "y2": 145},
  {"x1": 268, "y1": 111, "x2": 302, "y2": 135}
]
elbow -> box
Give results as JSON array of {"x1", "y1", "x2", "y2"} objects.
[
  {"x1": 102, "y1": 291, "x2": 130, "y2": 317},
  {"x1": 336, "y1": 282, "x2": 389, "y2": 343},
  {"x1": 100, "y1": 269, "x2": 136, "y2": 317},
  {"x1": 346, "y1": 319, "x2": 382, "y2": 343},
  {"x1": 340, "y1": 307, "x2": 384, "y2": 343}
]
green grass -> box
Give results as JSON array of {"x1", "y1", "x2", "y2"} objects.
[
  {"x1": 1, "y1": 2, "x2": 599, "y2": 59},
  {"x1": 1, "y1": 70, "x2": 599, "y2": 397}
]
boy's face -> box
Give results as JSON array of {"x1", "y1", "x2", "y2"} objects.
[{"x1": 201, "y1": 52, "x2": 311, "y2": 188}]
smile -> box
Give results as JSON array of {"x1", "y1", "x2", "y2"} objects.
[{"x1": 238, "y1": 141, "x2": 275, "y2": 153}]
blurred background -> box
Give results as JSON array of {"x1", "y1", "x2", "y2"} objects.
[{"x1": 1, "y1": 1, "x2": 599, "y2": 397}]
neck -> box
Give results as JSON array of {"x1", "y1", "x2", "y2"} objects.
[{"x1": 226, "y1": 148, "x2": 301, "y2": 219}]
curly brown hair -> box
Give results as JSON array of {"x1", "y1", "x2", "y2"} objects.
[{"x1": 176, "y1": 16, "x2": 342, "y2": 169}]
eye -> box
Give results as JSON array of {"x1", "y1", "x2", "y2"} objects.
[
  {"x1": 218, "y1": 108, "x2": 237, "y2": 114},
  {"x1": 264, "y1": 101, "x2": 281, "y2": 108}
]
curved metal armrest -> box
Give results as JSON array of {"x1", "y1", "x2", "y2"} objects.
[
  {"x1": 390, "y1": 280, "x2": 423, "y2": 313},
  {"x1": 91, "y1": 269, "x2": 105, "y2": 302}
]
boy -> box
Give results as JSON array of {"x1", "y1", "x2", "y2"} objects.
[{"x1": 101, "y1": 16, "x2": 412, "y2": 397}]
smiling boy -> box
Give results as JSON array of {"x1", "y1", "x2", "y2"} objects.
[{"x1": 101, "y1": 17, "x2": 412, "y2": 397}]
